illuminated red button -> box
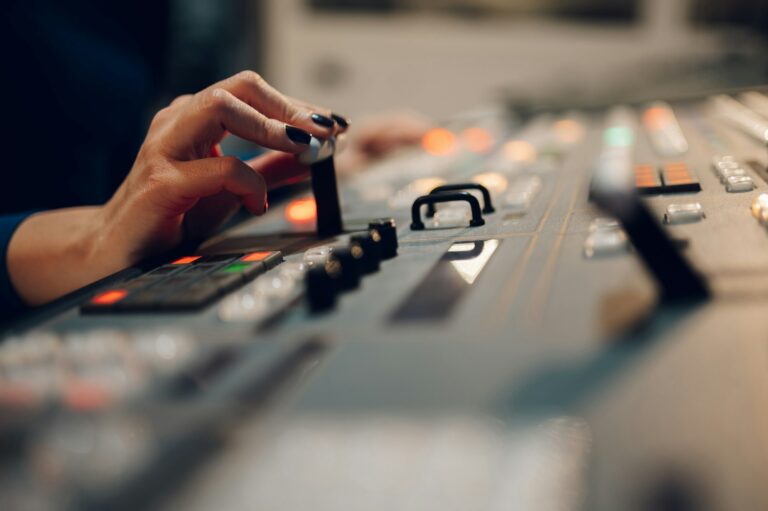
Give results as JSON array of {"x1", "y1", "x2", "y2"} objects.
[
  {"x1": 91, "y1": 289, "x2": 128, "y2": 306},
  {"x1": 63, "y1": 381, "x2": 112, "y2": 411},
  {"x1": 285, "y1": 198, "x2": 317, "y2": 223},
  {"x1": 241, "y1": 252, "x2": 271, "y2": 262},
  {"x1": 171, "y1": 255, "x2": 201, "y2": 265}
]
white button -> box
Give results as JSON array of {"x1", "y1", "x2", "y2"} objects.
[
  {"x1": 278, "y1": 262, "x2": 307, "y2": 280},
  {"x1": 719, "y1": 167, "x2": 747, "y2": 183},
  {"x1": 254, "y1": 273, "x2": 297, "y2": 301},
  {"x1": 505, "y1": 175, "x2": 542, "y2": 212},
  {"x1": 712, "y1": 155, "x2": 737, "y2": 167},
  {"x1": 664, "y1": 203, "x2": 704, "y2": 224},
  {"x1": 725, "y1": 175, "x2": 754, "y2": 193},
  {"x1": 432, "y1": 205, "x2": 471, "y2": 227},
  {"x1": 63, "y1": 330, "x2": 126, "y2": 365},
  {"x1": 133, "y1": 330, "x2": 195, "y2": 373},
  {"x1": 387, "y1": 177, "x2": 447, "y2": 210},
  {"x1": 471, "y1": 172, "x2": 508, "y2": 194},
  {"x1": 714, "y1": 160, "x2": 740, "y2": 173},
  {"x1": 589, "y1": 217, "x2": 620, "y2": 232},
  {"x1": 218, "y1": 291, "x2": 270, "y2": 323},
  {"x1": 584, "y1": 229, "x2": 628, "y2": 258},
  {"x1": 303, "y1": 245, "x2": 333, "y2": 266}
]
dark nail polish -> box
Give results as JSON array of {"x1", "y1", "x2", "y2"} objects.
[
  {"x1": 331, "y1": 113, "x2": 350, "y2": 129},
  {"x1": 286, "y1": 125, "x2": 312, "y2": 144},
  {"x1": 311, "y1": 113, "x2": 334, "y2": 128}
]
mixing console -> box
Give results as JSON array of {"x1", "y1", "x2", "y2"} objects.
[{"x1": 2, "y1": 88, "x2": 768, "y2": 511}]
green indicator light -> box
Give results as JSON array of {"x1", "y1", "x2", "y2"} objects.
[
  {"x1": 221, "y1": 263, "x2": 250, "y2": 273},
  {"x1": 603, "y1": 126, "x2": 634, "y2": 148}
]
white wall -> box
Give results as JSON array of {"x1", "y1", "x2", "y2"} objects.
[{"x1": 260, "y1": 0, "x2": 765, "y2": 119}]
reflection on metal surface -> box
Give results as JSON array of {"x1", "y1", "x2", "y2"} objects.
[
  {"x1": 448, "y1": 240, "x2": 499, "y2": 285},
  {"x1": 391, "y1": 240, "x2": 500, "y2": 322}
]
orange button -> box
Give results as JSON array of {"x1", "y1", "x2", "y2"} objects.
[
  {"x1": 285, "y1": 198, "x2": 317, "y2": 223},
  {"x1": 171, "y1": 256, "x2": 201, "y2": 265},
  {"x1": 63, "y1": 381, "x2": 112, "y2": 411},
  {"x1": 241, "y1": 252, "x2": 271, "y2": 262},
  {"x1": 91, "y1": 289, "x2": 128, "y2": 305}
]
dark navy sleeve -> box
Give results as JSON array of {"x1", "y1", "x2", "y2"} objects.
[{"x1": 0, "y1": 213, "x2": 33, "y2": 321}]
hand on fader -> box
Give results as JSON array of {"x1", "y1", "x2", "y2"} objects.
[{"x1": 7, "y1": 71, "x2": 348, "y2": 305}]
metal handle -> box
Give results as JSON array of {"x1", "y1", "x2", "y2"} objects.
[
  {"x1": 425, "y1": 183, "x2": 495, "y2": 217},
  {"x1": 410, "y1": 192, "x2": 485, "y2": 231}
]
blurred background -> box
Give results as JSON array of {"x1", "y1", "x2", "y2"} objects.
[
  {"x1": 2, "y1": 0, "x2": 767, "y2": 212},
  {"x1": 259, "y1": 0, "x2": 768, "y2": 118}
]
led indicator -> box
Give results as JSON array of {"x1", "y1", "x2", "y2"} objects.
[
  {"x1": 286, "y1": 198, "x2": 317, "y2": 223},
  {"x1": 553, "y1": 119, "x2": 584, "y2": 144},
  {"x1": 422, "y1": 128, "x2": 457, "y2": 156},
  {"x1": 91, "y1": 289, "x2": 128, "y2": 305},
  {"x1": 603, "y1": 126, "x2": 634, "y2": 148},
  {"x1": 472, "y1": 172, "x2": 508, "y2": 194},
  {"x1": 242, "y1": 252, "x2": 271, "y2": 262},
  {"x1": 502, "y1": 140, "x2": 537, "y2": 163},
  {"x1": 461, "y1": 127, "x2": 494, "y2": 153},
  {"x1": 172, "y1": 256, "x2": 201, "y2": 265},
  {"x1": 643, "y1": 106, "x2": 670, "y2": 130},
  {"x1": 221, "y1": 263, "x2": 250, "y2": 273},
  {"x1": 63, "y1": 382, "x2": 111, "y2": 411}
]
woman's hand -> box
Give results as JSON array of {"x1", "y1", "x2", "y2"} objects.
[{"x1": 8, "y1": 71, "x2": 346, "y2": 305}]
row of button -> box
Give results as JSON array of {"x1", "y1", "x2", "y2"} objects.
[
  {"x1": 217, "y1": 262, "x2": 306, "y2": 323},
  {"x1": 585, "y1": 201, "x2": 705, "y2": 257},
  {"x1": 83, "y1": 252, "x2": 283, "y2": 313},
  {"x1": 305, "y1": 219, "x2": 398, "y2": 313},
  {"x1": 583, "y1": 218, "x2": 627, "y2": 258},
  {"x1": 711, "y1": 155, "x2": 755, "y2": 193},
  {"x1": 0, "y1": 329, "x2": 196, "y2": 409}
]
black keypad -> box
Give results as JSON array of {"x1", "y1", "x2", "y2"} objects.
[{"x1": 82, "y1": 252, "x2": 283, "y2": 314}]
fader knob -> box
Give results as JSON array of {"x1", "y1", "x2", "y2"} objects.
[
  {"x1": 350, "y1": 233, "x2": 381, "y2": 274},
  {"x1": 368, "y1": 218, "x2": 398, "y2": 259},
  {"x1": 305, "y1": 260, "x2": 341, "y2": 313}
]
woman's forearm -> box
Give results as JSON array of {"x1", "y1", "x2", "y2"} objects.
[{"x1": 6, "y1": 207, "x2": 127, "y2": 306}]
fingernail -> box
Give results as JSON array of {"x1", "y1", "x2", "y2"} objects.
[
  {"x1": 311, "y1": 113, "x2": 334, "y2": 128},
  {"x1": 331, "y1": 113, "x2": 350, "y2": 129},
  {"x1": 286, "y1": 125, "x2": 312, "y2": 144}
]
